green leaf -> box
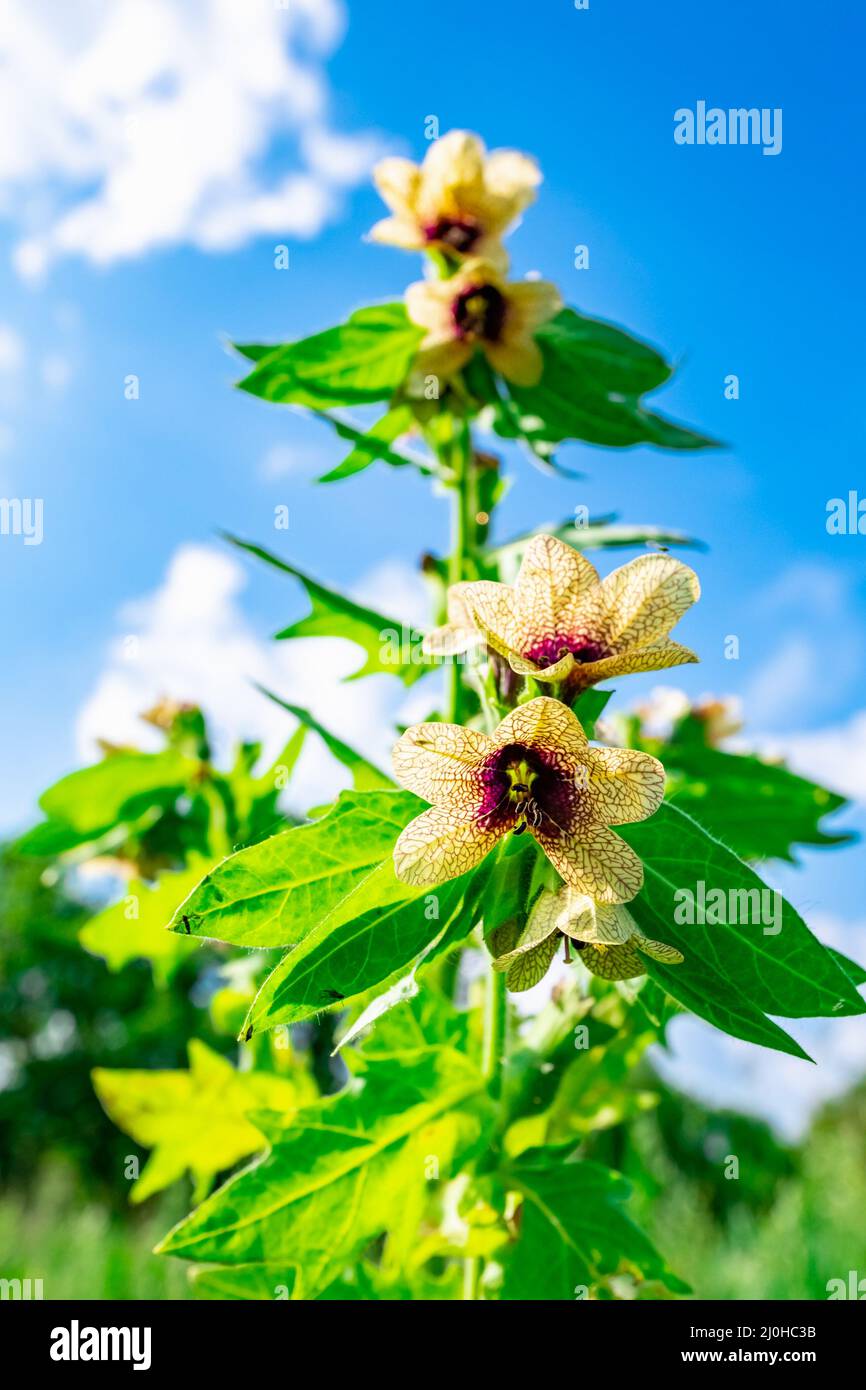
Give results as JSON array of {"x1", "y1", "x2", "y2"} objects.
[
  {"x1": 316, "y1": 405, "x2": 426, "y2": 482},
  {"x1": 663, "y1": 740, "x2": 851, "y2": 862},
  {"x1": 501, "y1": 1154, "x2": 689, "y2": 1299},
  {"x1": 191, "y1": 1265, "x2": 298, "y2": 1300},
  {"x1": 156, "y1": 1048, "x2": 487, "y2": 1300},
  {"x1": 93, "y1": 1040, "x2": 308, "y2": 1204},
  {"x1": 572, "y1": 687, "x2": 613, "y2": 740},
  {"x1": 506, "y1": 323, "x2": 720, "y2": 451},
  {"x1": 242, "y1": 859, "x2": 476, "y2": 1034},
  {"x1": 18, "y1": 750, "x2": 194, "y2": 853},
  {"x1": 255, "y1": 687, "x2": 393, "y2": 792},
  {"x1": 536, "y1": 308, "x2": 673, "y2": 395},
  {"x1": 167, "y1": 789, "x2": 421, "y2": 949},
  {"x1": 80, "y1": 862, "x2": 208, "y2": 985},
  {"x1": 619, "y1": 803, "x2": 866, "y2": 1055},
  {"x1": 224, "y1": 533, "x2": 429, "y2": 685},
  {"x1": 235, "y1": 304, "x2": 423, "y2": 409}
]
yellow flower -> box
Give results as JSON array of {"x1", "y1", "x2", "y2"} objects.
[
  {"x1": 391, "y1": 697, "x2": 663, "y2": 900},
  {"x1": 491, "y1": 887, "x2": 683, "y2": 992},
  {"x1": 460, "y1": 534, "x2": 700, "y2": 694},
  {"x1": 406, "y1": 258, "x2": 561, "y2": 387},
  {"x1": 370, "y1": 130, "x2": 541, "y2": 268},
  {"x1": 422, "y1": 582, "x2": 484, "y2": 659}
]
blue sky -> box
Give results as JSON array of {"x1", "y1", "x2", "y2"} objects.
[{"x1": 1, "y1": 0, "x2": 864, "y2": 1128}]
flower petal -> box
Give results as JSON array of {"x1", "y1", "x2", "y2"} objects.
[
  {"x1": 535, "y1": 822, "x2": 644, "y2": 903},
  {"x1": 567, "y1": 638, "x2": 699, "y2": 688},
  {"x1": 460, "y1": 580, "x2": 524, "y2": 660},
  {"x1": 494, "y1": 895, "x2": 561, "y2": 962},
  {"x1": 422, "y1": 582, "x2": 485, "y2": 657},
  {"x1": 585, "y1": 746, "x2": 665, "y2": 825},
  {"x1": 501, "y1": 933, "x2": 560, "y2": 992},
  {"x1": 577, "y1": 941, "x2": 646, "y2": 981},
  {"x1": 493, "y1": 696, "x2": 588, "y2": 765},
  {"x1": 508, "y1": 650, "x2": 576, "y2": 683},
  {"x1": 420, "y1": 131, "x2": 486, "y2": 213},
  {"x1": 599, "y1": 554, "x2": 700, "y2": 651},
  {"x1": 505, "y1": 280, "x2": 563, "y2": 331},
  {"x1": 541, "y1": 889, "x2": 636, "y2": 944},
  {"x1": 514, "y1": 534, "x2": 601, "y2": 643},
  {"x1": 393, "y1": 805, "x2": 504, "y2": 887},
  {"x1": 633, "y1": 934, "x2": 684, "y2": 965},
  {"x1": 392, "y1": 722, "x2": 493, "y2": 811},
  {"x1": 483, "y1": 149, "x2": 542, "y2": 210},
  {"x1": 485, "y1": 336, "x2": 544, "y2": 386},
  {"x1": 372, "y1": 157, "x2": 422, "y2": 216},
  {"x1": 368, "y1": 215, "x2": 424, "y2": 250},
  {"x1": 405, "y1": 278, "x2": 454, "y2": 333}
]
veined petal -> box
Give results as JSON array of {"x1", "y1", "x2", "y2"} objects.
[
  {"x1": 526, "y1": 887, "x2": 595, "y2": 943},
  {"x1": 585, "y1": 746, "x2": 665, "y2": 825},
  {"x1": 392, "y1": 722, "x2": 493, "y2": 811},
  {"x1": 508, "y1": 650, "x2": 576, "y2": 683},
  {"x1": 566, "y1": 638, "x2": 699, "y2": 688},
  {"x1": 494, "y1": 696, "x2": 588, "y2": 766},
  {"x1": 422, "y1": 582, "x2": 484, "y2": 657},
  {"x1": 539, "y1": 888, "x2": 635, "y2": 944},
  {"x1": 633, "y1": 934, "x2": 684, "y2": 965},
  {"x1": 535, "y1": 822, "x2": 644, "y2": 903},
  {"x1": 500, "y1": 932, "x2": 560, "y2": 992},
  {"x1": 460, "y1": 580, "x2": 524, "y2": 661},
  {"x1": 577, "y1": 940, "x2": 646, "y2": 981},
  {"x1": 393, "y1": 805, "x2": 504, "y2": 887},
  {"x1": 493, "y1": 898, "x2": 560, "y2": 964},
  {"x1": 422, "y1": 624, "x2": 481, "y2": 658},
  {"x1": 599, "y1": 554, "x2": 700, "y2": 651},
  {"x1": 514, "y1": 534, "x2": 601, "y2": 641}
]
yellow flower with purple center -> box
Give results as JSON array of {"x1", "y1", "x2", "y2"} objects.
[
  {"x1": 369, "y1": 130, "x2": 541, "y2": 269},
  {"x1": 391, "y1": 697, "x2": 663, "y2": 901},
  {"x1": 490, "y1": 887, "x2": 683, "y2": 992},
  {"x1": 460, "y1": 534, "x2": 700, "y2": 695},
  {"x1": 421, "y1": 582, "x2": 484, "y2": 659},
  {"x1": 405, "y1": 258, "x2": 562, "y2": 388}
]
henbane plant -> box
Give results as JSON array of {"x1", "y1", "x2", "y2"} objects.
[{"x1": 23, "y1": 129, "x2": 864, "y2": 1301}]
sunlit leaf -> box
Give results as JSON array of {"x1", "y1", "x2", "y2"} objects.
[
  {"x1": 620, "y1": 803, "x2": 866, "y2": 1055},
  {"x1": 255, "y1": 687, "x2": 393, "y2": 791},
  {"x1": 167, "y1": 789, "x2": 422, "y2": 949},
  {"x1": 93, "y1": 1040, "x2": 308, "y2": 1204},
  {"x1": 156, "y1": 1048, "x2": 488, "y2": 1300},
  {"x1": 501, "y1": 1152, "x2": 689, "y2": 1299},
  {"x1": 224, "y1": 533, "x2": 429, "y2": 684},
  {"x1": 235, "y1": 304, "x2": 423, "y2": 409}
]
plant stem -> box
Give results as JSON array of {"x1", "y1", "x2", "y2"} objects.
[
  {"x1": 445, "y1": 418, "x2": 473, "y2": 724},
  {"x1": 482, "y1": 951, "x2": 506, "y2": 1089}
]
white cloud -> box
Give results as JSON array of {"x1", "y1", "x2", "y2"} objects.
[
  {"x1": 76, "y1": 542, "x2": 432, "y2": 815},
  {"x1": 258, "y1": 443, "x2": 320, "y2": 481},
  {"x1": 0, "y1": 0, "x2": 386, "y2": 278},
  {"x1": 41, "y1": 353, "x2": 72, "y2": 391},
  {"x1": 763, "y1": 710, "x2": 866, "y2": 803},
  {"x1": 0, "y1": 324, "x2": 23, "y2": 370}
]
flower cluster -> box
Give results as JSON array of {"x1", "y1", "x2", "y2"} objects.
[
  {"x1": 377, "y1": 133, "x2": 694, "y2": 992},
  {"x1": 370, "y1": 131, "x2": 561, "y2": 387},
  {"x1": 391, "y1": 530, "x2": 695, "y2": 991}
]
